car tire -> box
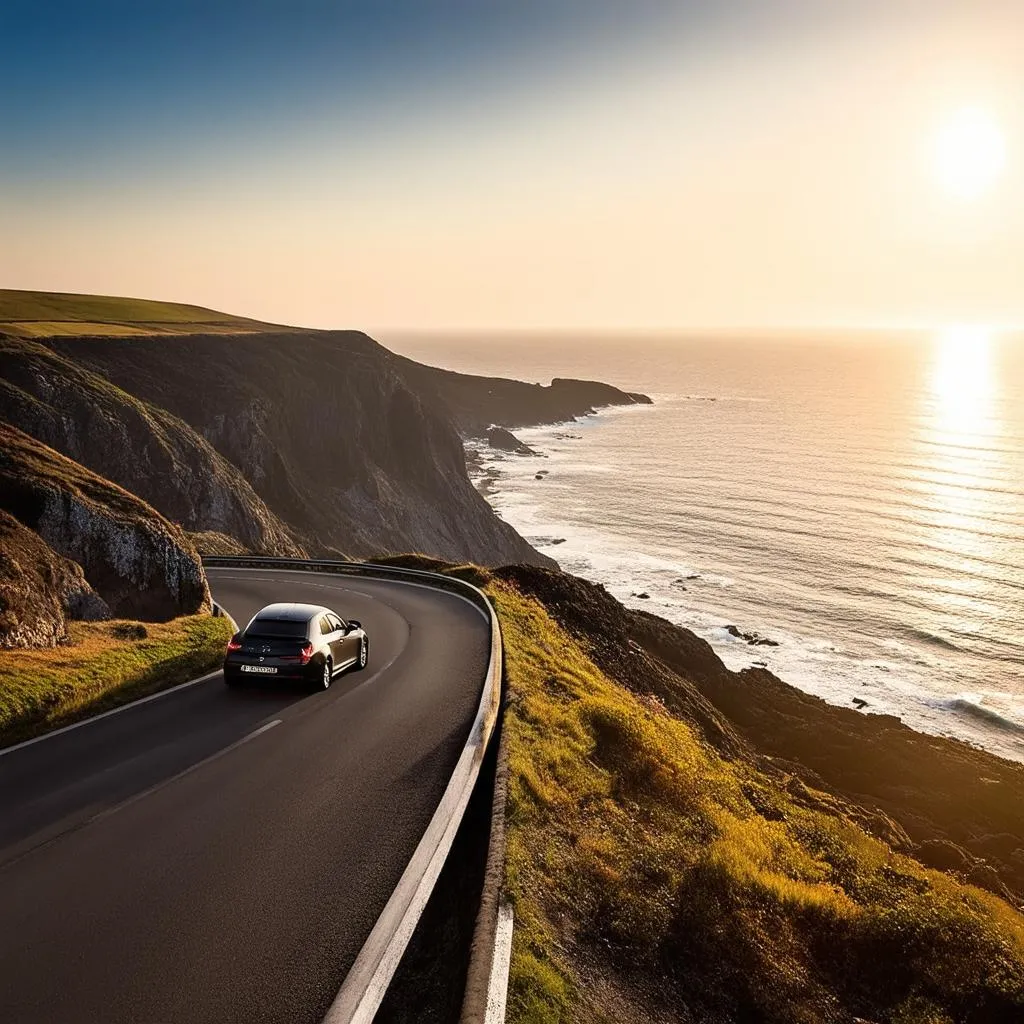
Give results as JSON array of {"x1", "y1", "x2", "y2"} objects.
[
  {"x1": 224, "y1": 673, "x2": 242, "y2": 688},
  {"x1": 355, "y1": 636, "x2": 368, "y2": 671},
  {"x1": 314, "y1": 658, "x2": 332, "y2": 692}
]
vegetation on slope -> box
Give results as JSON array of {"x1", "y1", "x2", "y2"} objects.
[
  {"x1": 0, "y1": 614, "x2": 233, "y2": 747},
  {"x1": 0, "y1": 288, "x2": 288, "y2": 337},
  {"x1": 490, "y1": 577, "x2": 1024, "y2": 1024}
]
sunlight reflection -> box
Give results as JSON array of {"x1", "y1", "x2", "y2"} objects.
[
  {"x1": 917, "y1": 327, "x2": 1003, "y2": 598},
  {"x1": 930, "y1": 326, "x2": 996, "y2": 441}
]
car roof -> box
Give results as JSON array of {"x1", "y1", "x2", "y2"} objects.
[{"x1": 252, "y1": 602, "x2": 333, "y2": 622}]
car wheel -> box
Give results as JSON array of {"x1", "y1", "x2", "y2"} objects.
[
  {"x1": 224, "y1": 673, "x2": 242, "y2": 688},
  {"x1": 355, "y1": 637, "x2": 368, "y2": 671},
  {"x1": 319, "y1": 658, "x2": 332, "y2": 691}
]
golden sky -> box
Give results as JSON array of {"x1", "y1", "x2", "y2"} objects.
[{"x1": 3, "y1": 2, "x2": 1023, "y2": 330}]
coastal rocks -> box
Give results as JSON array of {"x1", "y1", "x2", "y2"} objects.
[
  {"x1": 0, "y1": 423, "x2": 210, "y2": 621},
  {"x1": 485, "y1": 426, "x2": 539, "y2": 456},
  {"x1": 725, "y1": 624, "x2": 780, "y2": 646},
  {"x1": 0, "y1": 512, "x2": 108, "y2": 648}
]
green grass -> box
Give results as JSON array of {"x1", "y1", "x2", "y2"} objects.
[
  {"x1": 0, "y1": 614, "x2": 233, "y2": 747},
  {"x1": 491, "y1": 577, "x2": 1024, "y2": 1024},
  {"x1": 0, "y1": 289, "x2": 293, "y2": 337}
]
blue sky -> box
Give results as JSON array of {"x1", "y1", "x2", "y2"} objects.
[
  {"x1": 4, "y1": 1, "x2": 1024, "y2": 329},
  {"x1": 3, "y1": 2, "x2": 675, "y2": 179}
]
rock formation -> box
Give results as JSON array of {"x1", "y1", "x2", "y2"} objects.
[
  {"x1": 0, "y1": 511, "x2": 108, "y2": 648},
  {"x1": 0, "y1": 423, "x2": 210, "y2": 622}
]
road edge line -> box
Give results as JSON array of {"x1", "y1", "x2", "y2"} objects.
[{"x1": 0, "y1": 603, "x2": 239, "y2": 758}]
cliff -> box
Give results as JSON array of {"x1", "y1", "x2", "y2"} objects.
[
  {"x1": 400, "y1": 359, "x2": 652, "y2": 434},
  {"x1": 46, "y1": 330, "x2": 556, "y2": 566},
  {"x1": 0, "y1": 338, "x2": 303, "y2": 557},
  {"x1": 2, "y1": 290, "x2": 650, "y2": 569},
  {"x1": 0, "y1": 423, "x2": 210, "y2": 622}
]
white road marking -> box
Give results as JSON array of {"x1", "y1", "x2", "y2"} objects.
[{"x1": 485, "y1": 902, "x2": 515, "y2": 1024}]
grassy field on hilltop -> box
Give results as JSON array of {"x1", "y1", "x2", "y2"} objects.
[
  {"x1": 0, "y1": 289, "x2": 295, "y2": 337},
  {"x1": 0, "y1": 615, "x2": 233, "y2": 747},
  {"x1": 489, "y1": 576, "x2": 1024, "y2": 1024}
]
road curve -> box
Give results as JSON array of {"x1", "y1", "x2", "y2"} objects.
[{"x1": 0, "y1": 567, "x2": 490, "y2": 1024}]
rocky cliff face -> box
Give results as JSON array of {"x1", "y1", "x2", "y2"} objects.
[
  {"x1": 49, "y1": 331, "x2": 555, "y2": 566},
  {"x1": 0, "y1": 423, "x2": 210, "y2": 621},
  {"x1": 0, "y1": 338, "x2": 302, "y2": 557},
  {"x1": 0, "y1": 511, "x2": 108, "y2": 648}
]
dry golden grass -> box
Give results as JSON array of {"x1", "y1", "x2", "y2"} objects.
[
  {"x1": 0, "y1": 615, "x2": 233, "y2": 746},
  {"x1": 491, "y1": 577, "x2": 1024, "y2": 1024},
  {"x1": 0, "y1": 288, "x2": 297, "y2": 337}
]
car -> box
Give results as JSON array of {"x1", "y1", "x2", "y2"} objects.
[{"x1": 223, "y1": 602, "x2": 368, "y2": 691}]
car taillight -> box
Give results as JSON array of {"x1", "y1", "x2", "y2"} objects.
[
  {"x1": 226, "y1": 637, "x2": 242, "y2": 652},
  {"x1": 298, "y1": 642, "x2": 314, "y2": 665}
]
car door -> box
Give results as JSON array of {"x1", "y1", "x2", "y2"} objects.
[
  {"x1": 318, "y1": 614, "x2": 343, "y2": 667},
  {"x1": 330, "y1": 613, "x2": 358, "y2": 665}
]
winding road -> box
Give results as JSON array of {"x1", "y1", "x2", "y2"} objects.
[{"x1": 0, "y1": 567, "x2": 490, "y2": 1024}]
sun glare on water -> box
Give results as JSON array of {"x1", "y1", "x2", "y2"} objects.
[
  {"x1": 920, "y1": 326, "x2": 1002, "y2": 578},
  {"x1": 934, "y1": 106, "x2": 1007, "y2": 200}
]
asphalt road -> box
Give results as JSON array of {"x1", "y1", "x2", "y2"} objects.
[{"x1": 0, "y1": 567, "x2": 490, "y2": 1024}]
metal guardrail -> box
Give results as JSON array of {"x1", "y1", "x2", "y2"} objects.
[{"x1": 202, "y1": 556, "x2": 504, "y2": 1024}]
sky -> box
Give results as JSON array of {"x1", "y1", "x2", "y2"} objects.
[{"x1": 3, "y1": 0, "x2": 1024, "y2": 331}]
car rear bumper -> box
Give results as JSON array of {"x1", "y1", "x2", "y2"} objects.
[{"x1": 223, "y1": 659, "x2": 320, "y2": 685}]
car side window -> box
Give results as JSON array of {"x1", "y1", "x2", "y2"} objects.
[
  {"x1": 330, "y1": 614, "x2": 346, "y2": 633},
  {"x1": 319, "y1": 615, "x2": 333, "y2": 635}
]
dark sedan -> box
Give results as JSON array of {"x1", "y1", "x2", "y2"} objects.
[{"x1": 224, "y1": 602, "x2": 368, "y2": 691}]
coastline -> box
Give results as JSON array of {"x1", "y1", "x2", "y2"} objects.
[{"x1": 465, "y1": 402, "x2": 1024, "y2": 767}]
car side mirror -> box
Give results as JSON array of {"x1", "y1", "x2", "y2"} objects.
[{"x1": 348, "y1": 619, "x2": 361, "y2": 632}]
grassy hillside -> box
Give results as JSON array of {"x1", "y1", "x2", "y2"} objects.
[
  {"x1": 0, "y1": 614, "x2": 233, "y2": 747},
  {"x1": 489, "y1": 574, "x2": 1024, "y2": 1024},
  {"x1": 0, "y1": 289, "x2": 290, "y2": 337}
]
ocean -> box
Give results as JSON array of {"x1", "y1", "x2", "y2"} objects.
[{"x1": 386, "y1": 330, "x2": 1024, "y2": 763}]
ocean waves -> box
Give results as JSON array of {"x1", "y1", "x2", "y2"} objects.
[{"x1": 453, "y1": 331, "x2": 1024, "y2": 763}]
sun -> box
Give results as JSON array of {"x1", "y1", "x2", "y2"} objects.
[{"x1": 934, "y1": 106, "x2": 1007, "y2": 200}]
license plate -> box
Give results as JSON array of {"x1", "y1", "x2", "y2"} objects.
[{"x1": 241, "y1": 665, "x2": 278, "y2": 674}]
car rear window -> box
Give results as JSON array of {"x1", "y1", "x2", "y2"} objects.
[{"x1": 246, "y1": 619, "x2": 308, "y2": 638}]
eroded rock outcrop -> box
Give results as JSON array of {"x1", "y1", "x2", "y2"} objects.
[
  {"x1": 0, "y1": 338, "x2": 302, "y2": 557},
  {"x1": 0, "y1": 423, "x2": 209, "y2": 620},
  {"x1": 485, "y1": 426, "x2": 539, "y2": 456},
  {"x1": 0, "y1": 511, "x2": 108, "y2": 647}
]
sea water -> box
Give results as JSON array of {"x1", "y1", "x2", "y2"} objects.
[{"x1": 387, "y1": 330, "x2": 1024, "y2": 763}]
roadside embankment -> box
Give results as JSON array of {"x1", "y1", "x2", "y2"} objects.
[
  {"x1": 0, "y1": 614, "x2": 233, "y2": 748},
  {"x1": 489, "y1": 567, "x2": 1024, "y2": 1024}
]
